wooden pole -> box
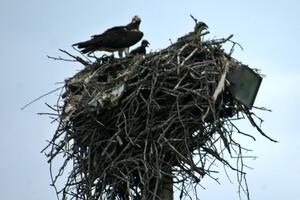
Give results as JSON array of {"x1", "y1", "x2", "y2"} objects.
[{"x1": 158, "y1": 164, "x2": 173, "y2": 200}]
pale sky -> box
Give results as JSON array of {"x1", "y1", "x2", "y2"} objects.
[{"x1": 1, "y1": 0, "x2": 300, "y2": 199}]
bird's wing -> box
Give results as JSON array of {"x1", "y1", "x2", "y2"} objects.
[
  {"x1": 92, "y1": 29, "x2": 143, "y2": 48},
  {"x1": 117, "y1": 30, "x2": 144, "y2": 47},
  {"x1": 73, "y1": 28, "x2": 143, "y2": 54},
  {"x1": 91, "y1": 26, "x2": 126, "y2": 38},
  {"x1": 130, "y1": 46, "x2": 141, "y2": 55}
]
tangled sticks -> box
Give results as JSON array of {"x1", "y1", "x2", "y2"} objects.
[{"x1": 44, "y1": 28, "x2": 274, "y2": 200}]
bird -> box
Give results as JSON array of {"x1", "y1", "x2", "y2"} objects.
[
  {"x1": 194, "y1": 21, "x2": 208, "y2": 36},
  {"x1": 129, "y1": 40, "x2": 150, "y2": 56},
  {"x1": 177, "y1": 21, "x2": 208, "y2": 42},
  {"x1": 72, "y1": 16, "x2": 143, "y2": 58}
]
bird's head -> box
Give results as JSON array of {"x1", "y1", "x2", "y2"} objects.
[
  {"x1": 128, "y1": 15, "x2": 142, "y2": 30},
  {"x1": 132, "y1": 15, "x2": 141, "y2": 24},
  {"x1": 194, "y1": 21, "x2": 208, "y2": 33},
  {"x1": 141, "y1": 40, "x2": 150, "y2": 47}
]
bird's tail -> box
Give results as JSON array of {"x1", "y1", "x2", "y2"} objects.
[
  {"x1": 72, "y1": 41, "x2": 90, "y2": 49},
  {"x1": 80, "y1": 47, "x2": 94, "y2": 54}
]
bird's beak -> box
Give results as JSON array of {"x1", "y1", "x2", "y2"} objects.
[
  {"x1": 132, "y1": 15, "x2": 141, "y2": 23},
  {"x1": 200, "y1": 23, "x2": 208, "y2": 30},
  {"x1": 194, "y1": 22, "x2": 209, "y2": 34}
]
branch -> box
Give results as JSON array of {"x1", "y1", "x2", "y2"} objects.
[
  {"x1": 212, "y1": 57, "x2": 230, "y2": 102},
  {"x1": 59, "y1": 49, "x2": 90, "y2": 66},
  {"x1": 21, "y1": 86, "x2": 64, "y2": 110}
]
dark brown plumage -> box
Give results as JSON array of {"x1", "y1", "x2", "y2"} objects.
[
  {"x1": 177, "y1": 21, "x2": 208, "y2": 42},
  {"x1": 194, "y1": 21, "x2": 208, "y2": 33},
  {"x1": 129, "y1": 39, "x2": 150, "y2": 55},
  {"x1": 73, "y1": 16, "x2": 143, "y2": 57}
]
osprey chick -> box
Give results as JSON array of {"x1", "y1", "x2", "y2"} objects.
[
  {"x1": 130, "y1": 39, "x2": 150, "y2": 56},
  {"x1": 177, "y1": 21, "x2": 208, "y2": 42}
]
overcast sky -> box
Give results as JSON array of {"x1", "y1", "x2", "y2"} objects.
[{"x1": 1, "y1": 0, "x2": 300, "y2": 199}]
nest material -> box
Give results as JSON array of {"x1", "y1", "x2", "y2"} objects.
[{"x1": 45, "y1": 29, "x2": 272, "y2": 200}]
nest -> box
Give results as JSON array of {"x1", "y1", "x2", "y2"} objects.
[{"x1": 44, "y1": 27, "x2": 274, "y2": 200}]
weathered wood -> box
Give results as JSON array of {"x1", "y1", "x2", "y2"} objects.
[{"x1": 158, "y1": 165, "x2": 173, "y2": 200}]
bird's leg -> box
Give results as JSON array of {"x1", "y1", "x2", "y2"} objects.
[
  {"x1": 124, "y1": 48, "x2": 129, "y2": 57},
  {"x1": 110, "y1": 53, "x2": 115, "y2": 60},
  {"x1": 111, "y1": 52, "x2": 115, "y2": 58},
  {"x1": 117, "y1": 51, "x2": 122, "y2": 58}
]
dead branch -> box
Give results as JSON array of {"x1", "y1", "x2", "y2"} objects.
[{"x1": 59, "y1": 49, "x2": 90, "y2": 66}]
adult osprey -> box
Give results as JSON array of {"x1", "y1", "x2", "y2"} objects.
[
  {"x1": 129, "y1": 40, "x2": 150, "y2": 55},
  {"x1": 72, "y1": 16, "x2": 143, "y2": 57}
]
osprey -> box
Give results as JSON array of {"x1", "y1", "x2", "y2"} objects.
[
  {"x1": 129, "y1": 40, "x2": 150, "y2": 55},
  {"x1": 194, "y1": 21, "x2": 208, "y2": 36},
  {"x1": 177, "y1": 21, "x2": 208, "y2": 42},
  {"x1": 72, "y1": 16, "x2": 143, "y2": 57}
]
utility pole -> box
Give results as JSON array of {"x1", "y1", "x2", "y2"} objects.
[{"x1": 158, "y1": 164, "x2": 173, "y2": 200}]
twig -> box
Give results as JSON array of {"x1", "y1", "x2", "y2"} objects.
[
  {"x1": 190, "y1": 14, "x2": 198, "y2": 25},
  {"x1": 21, "y1": 86, "x2": 64, "y2": 110},
  {"x1": 212, "y1": 57, "x2": 230, "y2": 102},
  {"x1": 47, "y1": 55, "x2": 77, "y2": 62},
  {"x1": 59, "y1": 49, "x2": 90, "y2": 66},
  {"x1": 244, "y1": 108, "x2": 278, "y2": 142}
]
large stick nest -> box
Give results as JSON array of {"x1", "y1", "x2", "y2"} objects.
[{"x1": 44, "y1": 26, "x2": 274, "y2": 200}]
